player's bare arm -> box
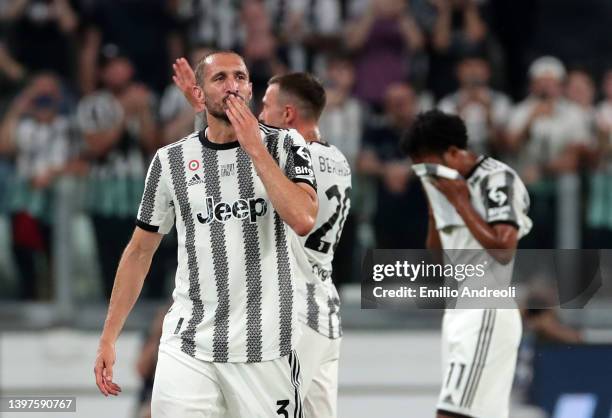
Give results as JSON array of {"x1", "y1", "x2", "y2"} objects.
[
  {"x1": 432, "y1": 177, "x2": 518, "y2": 263},
  {"x1": 225, "y1": 94, "x2": 318, "y2": 236},
  {"x1": 426, "y1": 202, "x2": 442, "y2": 250},
  {"x1": 94, "y1": 228, "x2": 163, "y2": 397}
]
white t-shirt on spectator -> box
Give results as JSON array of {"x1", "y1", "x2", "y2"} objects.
[
  {"x1": 159, "y1": 84, "x2": 191, "y2": 124},
  {"x1": 506, "y1": 98, "x2": 590, "y2": 171},
  {"x1": 14, "y1": 117, "x2": 71, "y2": 178},
  {"x1": 438, "y1": 89, "x2": 512, "y2": 155},
  {"x1": 318, "y1": 98, "x2": 362, "y2": 169}
]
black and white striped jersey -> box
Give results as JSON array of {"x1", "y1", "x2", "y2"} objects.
[
  {"x1": 136, "y1": 124, "x2": 317, "y2": 363},
  {"x1": 421, "y1": 156, "x2": 532, "y2": 310},
  {"x1": 423, "y1": 156, "x2": 532, "y2": 250},
  {"x1": 292, "y1": 141, "x2": 351, "y2": 340}
]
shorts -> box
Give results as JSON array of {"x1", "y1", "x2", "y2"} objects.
[
  {"x1": 295, "y1": 324, "x2": 341, "y2": 418},
  {"x1": 437, "y1": 309, "x2": 522, "y2": 418},
  {"x1": 151, "y1": 343, "x2": 303, "y2": 418}
]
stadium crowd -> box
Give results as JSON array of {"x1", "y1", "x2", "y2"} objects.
[{"x1": 1, "y1": 0, "x2": 612, "y2": 300}]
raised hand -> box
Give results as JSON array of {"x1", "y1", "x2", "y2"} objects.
[{"x1": 172, "y1": 58, "x2": 205, "y2": 112}]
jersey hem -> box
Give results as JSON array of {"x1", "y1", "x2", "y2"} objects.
[
  {"x1": 135, "y1": 219, "x2": 160, "y2": 232},
  {"x1": 488, "y1": 220, "x2": 519, "y2": 230},
  {"x1": 436, "y1": 408, "x2": 474, "y2": 418},
  {"x1": 292, "y1": 178, "x2": 317, "y2": 191}
]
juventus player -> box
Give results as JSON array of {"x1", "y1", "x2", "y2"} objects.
[
  {"x1": 94, "y1": 51, "x2": 318, "y2": 418},
  {"x1": 173, "y1": 60, "x2": 350, "y2": 418},
  {"x1": 259, "y1": 73, "x2": 350, "y2": 418},
  {"x1": 401, "y1": 110, "x2": 532, "y2": 418}
]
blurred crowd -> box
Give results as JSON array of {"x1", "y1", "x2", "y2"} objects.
[{"x1": 1, "y1": 0, "x2": 612, "y2": 301}]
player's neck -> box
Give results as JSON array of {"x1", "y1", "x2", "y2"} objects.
[
  {"x1": 294, "y1": 122, "x2": 321, "y2": 143},
  {"x1": 460, "y1": 153, "x2": 482, "y2": 177},
  {"x1": 206, "y1": 116, "x2": 238, "y2": 143}
]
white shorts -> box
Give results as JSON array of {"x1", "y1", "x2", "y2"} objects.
[
  {"x1": 437, "y1": 309, "x2": 522, "y2": 418},
  {"x1": 151, "y1": 344, "x2": 303, "y2": 418},
  {"x1": 295, "y1": 324, "x2": 341, "y2": 418}
]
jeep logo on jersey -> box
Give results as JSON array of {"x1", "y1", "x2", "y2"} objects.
[
  {"x1": 196, "y1": 197, "x2": 268, "y2": 224},
  {"x1": 487, "y1": 186, "x2": 508, "y2": 206}
]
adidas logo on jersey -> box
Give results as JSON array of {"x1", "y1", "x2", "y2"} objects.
[
  {"x1": 188, "y1": 174, "x2": 204, "y2": 186},
  {"x1": 197, "y1": 196, "x2": 268, "y2": 224}
]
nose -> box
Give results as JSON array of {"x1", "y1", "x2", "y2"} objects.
[{"x1": 224, "y1": 77, "x2": 239, "y2": 94}]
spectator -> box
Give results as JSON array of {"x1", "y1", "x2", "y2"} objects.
[
  {"x1": 506, "y1": 57, "x2": 590, "y2": 183},
  {"x1": 0, "y1": 73, "x2": 74, "y2": 299},
  {"x1": 421, "y1": 0, "x2": 488, "y2": 98},
  {"x1": 160, "y1": 45, "x2": 212, "y2": 145},
  {"x1": 175, "y1": 0, "x2": 243, "y2": 52},
  {"x1": 587, "y1": 69, "x2": 612, "y2": 248},
  {"x1": 318, "y1": 53, "x2": 364, "y2": 288},
  {"x1": 438, "y1": 51, "x2": 512, "y2": 156},
  {"x1": 79, "y1": 0, "x2": 181, "y2": 94},
  {"x1": 281, "y1": 0, "x2": 344, "y2": 73},
  {"x1": 345, "y1": 0, "x2": 424, "y2": 110},
  {"x1": 240, "y1": 0, "x2": 287, "y2": 113},
  {"x1": 506, "y1": 56, "x2": 591, "y2": 248},
  {"x1": 565, "y1": 69, "x2": 597, "y2": 129},
  {"x1": 319, "y1": 53, "x2": 364, "y2": 168},
  {"x1": 1, "y1": 0, "x2": 79, "y2": 82},
  {"x1": 77, "y1": 52, "x2": 159, "y2": 299},
  {"x1": 357, "y1": 82, "x2": 428, "y2": 248}
]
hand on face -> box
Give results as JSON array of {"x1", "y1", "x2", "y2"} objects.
[
  {"x1": 431, "y1": 177, "x2": 470, "y2": 206},
  {"x1": 224, "y1": 94, "x2": 263, "y2": 156}
]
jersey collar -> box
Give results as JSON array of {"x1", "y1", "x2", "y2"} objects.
[
  {"x1": 199, "y1": 128, "x2": 240, "y2": 150},
  {"x1": 465, "y1": 155, "x2": 488, "y2": 179}
]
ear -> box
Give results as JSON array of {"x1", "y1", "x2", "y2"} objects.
[
  {"x1": 446, "y1": 145, "x2": 462, "y2": 157},
  {"x1": 284, "y1": 105, "x2": 297, "y2": 125},
  {"x1": 247, "y1": 82, "x2": 253, "y2": 102},
  {"x1": 192, "y1": 85, "x2": 207, "y2": 112}
]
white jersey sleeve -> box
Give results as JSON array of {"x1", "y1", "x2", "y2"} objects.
[
  {"x1": 479, "y1": 168, "x2": 532, "y2": 239},
  {"x1": 277, "y1": 128, "x2": 318, "y2": 190},
  {"x1": 136, "y1": 151, "x2": 176, "y2": 234}
]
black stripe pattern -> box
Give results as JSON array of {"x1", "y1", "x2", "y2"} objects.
[
  {"x1": 306, "y1": 283, "x2": 319, "y2": 332},
  {"x1": 201, "y1": 146, "x2": 231, "y2": 363},
  {"x1": 459, "y1": 309, "x2": 496, "y2": 408},
  {"x1": 288, "y1": 350, "x2": 304, "y2": 418},
  {"x1": 236, "y1": 147, "x2": 264, "y2": 362},
  {"x1": 167, "y1": 145, "x2": 204, "y2": 357},
  {"x1": 139, "y1": 153, "x2": 162, "y2": 224},
  {"x1": 267, "y1": 129, "x2": 293, "y2": 357},
  {"x1": 327, "y1": 295, "x2": 342, "y2": 338}
]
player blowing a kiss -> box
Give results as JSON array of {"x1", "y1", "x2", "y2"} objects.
[
  {"x1": 173, "y1": 58, "x2": 350, "y2": 418},
  {"x1": 401, "y1": 110, "x2": 532, "y2": 418},
  {"x1": 94, "y1": 51, "x2": 319, "y2": 418}
]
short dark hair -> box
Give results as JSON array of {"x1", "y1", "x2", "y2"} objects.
[
  {"x1": 194, "y1": 50, "x2": 246, "y2": 87},
  {"x1": 268, "y1": 72, "x2": 326, "y2": 121},
  {"x1": 401, "y1": 110, "x2": 468, "y2": 157}
]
